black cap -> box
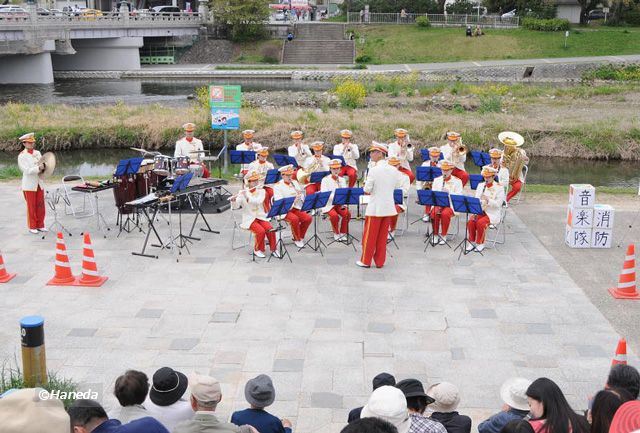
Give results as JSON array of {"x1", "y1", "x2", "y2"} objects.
[
  {"x1": 149, "y1": 367, "x2": 189, "y2": 407},
  {"x1": 372, "y1": 373, "x2": 396, "y2": 390},
  {"x1": 396, "y1": 379, "x2": 436, "y2": 404}
]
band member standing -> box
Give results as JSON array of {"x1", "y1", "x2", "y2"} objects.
[
  {"x1": 230, "y1": 172, "x2": 280, "y2": 259},
  {"x1": 439, "y1": 131, "x2": 469, "y2": 187},
  {"x1": 333, "y1": 129, "x2": 360, "y2": 187},
  {"x1": 387, "y1": 157, "x2": 410, "y2": 239},
  {"x1": 388, "y1": 128, "x2": 415, "y2": 183},
  {"x1": 245, "y1": 147, "x2": 275, "y2": 211},
  {"x1": 499, "y1": 131, "x2": 529, "y2": 202},
  {"x1": 17, "y1": 133, "x2": 46, "y2": 234},
  {"x1": 357, "y1": 142, "x2": 400, "y2": 269},
  {"x1": 174, "y1": 122, "x2": 210, "y2": 178},
  {"x1": 301, "y1": 142, "x2": 330, "y2": 196},
  {"x1": 467, "y1": 165, "x2": 505, "y2": 252},
  {"x1": 273, "y1": 165, "x2": 312, "y2": 249},
  {"x1": 418, "y1": 146, "x2": 442, "y2": 222},
  {"x1": 321, "y1": 159, "x2": 351, "y2": 241},
  {"x1": 430, "y1": 160, "x2": 463, "y2": 245},
  {"x1": 236, "y1": 129, "x2": 262, "y2": 176},
  {"x1": 488, "y1": 148, "x2": 510, "y2": 190},
  {"x1": 287, "y1": 130, "x2": 311, "y2": 174}
]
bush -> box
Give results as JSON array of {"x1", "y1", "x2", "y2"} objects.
[
  {"x1": 333, "y1": 80, "x2": 367, "y2": 109},
  {"x1": 355, "y1": 54, "x2": 372, "y2": 63},
  {"x1": 522, "y1": 17, "x2": 570, "y2": 31},
  {"x1": 416, "y1": 16, "x2": 431, "y2": 28},
  {"x1": 478, "y1": 95, "x2": 502, "y2": 113},
  {"x1": 583, "y1": 64, "x2": 640, "y2": 81}
]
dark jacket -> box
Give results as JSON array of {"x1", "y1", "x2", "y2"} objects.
[
  {"x1": 93, "y1": 418, "x2": 169, "y2": 433},
  {"x1": 347, "y1": 407, "x2": 363, "y2": 423},
  {"x1": 430, "y1": 412, "x2": 472, "y2": 433},
  {"x1": 477, "y1": 408, "x2": 530, "y2": 433},
  {"x1": 231, "y1": 408, "x2": 292, "y2": 433}
]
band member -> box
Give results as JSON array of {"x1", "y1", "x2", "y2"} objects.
[
  {"x1": 174, "y1": 122, "x2": 210, "y2": 177},
  {"x1": 418, "y1": 146, "x2": 442, "y2": 222},
  {"x1": 467, "y1": 165, "x2": 505, "y2": 252},
  {"x1": 300, "y1": 141, "x2": 330, "y2": 196},
  {"x1": 236, "y1": 129, "x2": 262, "y2": 176},
  {"x1": 357, "y1": 142, "x2": 400, "y2": 269},
  {"x1": 488, "y1": 148, "x2": 510, "y2": 190},
  {"x1": 245, "y1": 147, "x2": 275, "y2": 211},
  {"x1": 333, "y1": 129, "x2": 360, "y2": 187},
  {"x1": 387, "y1": 157, "x2": 410, "y2": 239},
  {"x1": 17, "y1": 133, "x2": 46, "y2": 234},
  {"x1": 273, "y1": 165, "x2": 312, "y2": 249},
  {"x1": 499, "y1": 131, "x2": 529, "y2": 202},
  {"x1": 287, "y1": 130, "x2": 311, "y2": 172},
  {"x1": 430, "y1": 160, "x2": 463, "y2": 245},
  {"x1": 388, "y1": 128, "x2": 415, "y2": 183},
  {"x1": 321, "y1": 159, "x2": 351, "y2": 241},
  {"x1": 439, "y1": 131, "x2": 469, "y2": 187},
  {"x1": 230, "y1": 172, "x2": 280, "y2": 259}
]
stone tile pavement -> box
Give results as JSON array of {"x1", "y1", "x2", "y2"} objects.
[{"x1": 0, "y1": 183, "x2": 635, "y2": 433}]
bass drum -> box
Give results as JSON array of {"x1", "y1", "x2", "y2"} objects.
[{"x1": 112, "y1": 175, "x2": 138, "y2": 215}]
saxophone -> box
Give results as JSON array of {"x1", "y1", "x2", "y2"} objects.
[{"x1": 503, "y1": 145, "x2": 525, "y2": 182}]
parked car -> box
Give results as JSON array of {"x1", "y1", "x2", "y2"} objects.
[
  {"x1": 501, "y1": 9, "x2": 516, "y2": 18},
  {"x1": 36, "y1": 7, "x2": 51, "y2": 15},
  {"x1": 79, "y1": 8, "x2": 103, "y2": 19},
  {"x1": 0, "y1": 6, "x2": 29, "y2": 19},
  {"x1": 49, "y1": 8, "x2": 66, "y2": 16},
  {"x1": 151, "y1": 5, "x2": 182, "y2": 15},
  {"x1": 274, "y1": 10, "x2": 285, "y2": 21},
  {"x1": 588, "y1": 9, "x2": 606, "y2": 20}
]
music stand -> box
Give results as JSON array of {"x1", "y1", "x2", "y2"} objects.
[
  {"x1": 469, "y1": 174, "x2": 484, "y2": 190},
  {"x1": 470, "y1": 151, "x2": 491, "y2": 168},
  {"x1": 230, "y1": 150, "x2": 256, "y2": 166},
  {"x1": 417, "y1": 190, "x2": 452, "y2": 251},
  {"x1": 300, "y1": 191, "x2": 331, "y2": 254},
  {"x1": 328, "y1": 154, "x2": 346, "y2": 165},
  {"x1": 451, "y1": 194, "x2": 484, "y2": 260},
  {"x1": 273, "y1": 154, "x2": 299, "y2": 168},
  {"x1": 386, "y1": 189, "x2": 405, "y2": 249},
  {"x1": 411, "y1": 166, "x2": 442, "y2": 225},
  {"x1": 267, "y1": 196, "x2": 295, "y2": 262},
  {"x1": 159, "y1": 172, "x2": 193, "y2": 260},
  {"x1": 264, "y1": 169, "x2": 281, "y2": 185},
  {"x1": 116, "y1": 157, "x2": 144, "y2": 234},
  {"x1": 327, "y1": 187, "x2": 363, "y2": 250}
]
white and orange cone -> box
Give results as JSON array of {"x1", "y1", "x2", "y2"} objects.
[
  {"x1": 0, "y1": 250, "x2": 16, "y2": 283},
  {"x1": 72, "y1": 233, "x2": 108, "y2": 287},
  {"x1": 612, "y1": 338, "x2": 628, "y2": 367},
  {"x1": 47, "y1": 232, "x2": 77, "y2": 286},
  {"x1": 609, "y1": 244, "x2": 640, "y2": 300}
]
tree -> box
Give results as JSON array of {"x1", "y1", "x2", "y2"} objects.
[
  {"x1": 210, "y1": 0, "x2": 269, "y2": 42},
  {"x1": 576, "y1": 0, "x2": 599, "y2": 23},
  {"x1": 446, "y1": 0, "x2": 475, "y2": 14}
]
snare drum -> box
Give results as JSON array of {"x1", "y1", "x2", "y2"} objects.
[
  {"x1": 153, "y1": 155, "x2": 173, "y2": 177},
  {"x1": 188, "y1": 163, "x2": 204, "y2": 178},
  {"x1": 175, "y1": 156, "x2": 190, "y2": 175}
]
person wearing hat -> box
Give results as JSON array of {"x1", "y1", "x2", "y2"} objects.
[
  {"x1": 395, "y1": 379, "x2": 446, "y2": 433},
  {"x1": 477, "y1": 378, "x2": 532, "y2": 433},
  {"x1": 236, "y1": 130, "x2": 263, "y2": 176},
  {"x1": 245, "y1": 147, "x2": 275, "y2": 212},
  {"x1": 426, "y1": 383, "x2": 471, "y2": 433},
  {"x1": 358, "y1": 142, "x2": 402, "y2": 268},
  {"x1": 301, "y1": 141, "x2": 331, "y2": 196},
  {"x1": 388, "y1": 128, "x2": 415, "y2": 184},
  {"x1": 361, "y1": 385, "x2": 412, "y2": 433},
  {"x1": 498, "y1": 132, "x2": 529, "y2": 202},
  {"x1": 287, "y1": 130, "x2": 312, "y2": 172},
  {"x1": 417, "y1": 147, "x2": 442, "y2": 222},
  {"x1": 231, "y1": 374, "x2": 293, "y2": 433},
  {"x1": 0, "y1": 388, "x2": 69, "y2": 433},
  {"x1": 321, "y1": 158, "x2": 351, "y2": 241},
  {"x1": 273, "y1": 165, "x2": 311, "y2": 249},
  {"x1": 467, "y1": 165, "x2": 505, "y2": 252},
  {"x1": 333, "y1": 129, "x2": 360, "y2": 187},
  {"x1": 439, "y1": 132, "x2": 469, "y2": 187},
  {"x1": 175, "y1": 123, "x2": 210, "y2": 178},
  {"x1": 348, "y1": 373, "x2": 397, "y2": 423},
  {"x1": 387, "y1": 156, "x2": 411, "y2": 240},
  {"x1": 429, "y1": 160, "x2": 463, "y2": 246},
  {"x1": 231, "y1": 171, "x2": 280, "y2": 259},
  {"x1": 69, "y1": 398, "x2": 169, "y2": 433},
  {"x1": 488, "y1": 148, "x2": 509, "y2": 190},
  {"x1": 145, "y1": 367, "x2": 194, "y2": 431},
  {"x1": 17, "y1": 132, "x2": 47, "y2": 234}
]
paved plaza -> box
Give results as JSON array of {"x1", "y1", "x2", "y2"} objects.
[{"x1": 0, "y1": 182, "x2": 636, "y2": 433}]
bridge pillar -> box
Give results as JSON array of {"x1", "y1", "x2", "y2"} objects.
[
  {"x1": 51, "y1": 37, "x2": 143, "y2": 71},
  {"x1": 0, "y1": 41, "x2": 55, "y2": 84}
]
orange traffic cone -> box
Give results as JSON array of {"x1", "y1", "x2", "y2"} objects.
[
  {"x1": 72, "y1": 233, "x2": 108, "y2": 287},
  {"x1": 47, "y1": 232, "x2": 77, "y2": 286},
  {"x1": 609, "y1": 244, "x2": 640, "y2": 300},
  {"x1": 612, "y1": 338, "x2": 628, "y2": 366},
  {"x1": 0, "y1": 250, "x2": 16, "y2": 283}
]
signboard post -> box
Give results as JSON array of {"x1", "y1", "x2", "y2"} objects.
[{"x1": 209, "y1": 85, "x2": 242, "y2": 173}]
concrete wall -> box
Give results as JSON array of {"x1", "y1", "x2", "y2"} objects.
[
  {"x1": 557, "y1": 5, "x2": 581, "y2": 23},
  {"x1": 51, "y1": 37, "x2": 143, "y2": 71},
  {"x1": 0, "y1": 52, "x2": 55, "y2": 84}
]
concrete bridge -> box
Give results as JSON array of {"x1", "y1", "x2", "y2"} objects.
[{"x1": 0, "y1": 12, "x2": 204, "y2": 84}]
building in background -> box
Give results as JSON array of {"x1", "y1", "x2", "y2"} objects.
[{"x1": 555, "y1": 0, "x2": 581, "y2": 23}]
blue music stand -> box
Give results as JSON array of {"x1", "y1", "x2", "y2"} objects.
[
  {"x1": 309, "y1": 171, "x2": 330, "y2": 184},
  {"x1": 394, "y1": 189, "x2": 403, "y2": 205},
  {"x1": 264, "y1": 169, "x2": 281, "y2": 185},
  {"x1": 416, "y1": 190, "x2": 452, "y2": 250},
  {"x1": 328, "y1": 154, "x2": 346, "y2": 165},
  {"x1": 328, "y1": 187, "x2": 364, "y2": 250},
  {"x1": 170, "y1": 172, "x2": 193, "y2": 194},
  {"x1": 300, "y1": 191, "x2": 332, "y2": 254},
  {"x1": 469, "y1": 174, "x2": 484, "y2": 190},
  {"x1": 273, "y1": 154, "x2": 299, "y2": 168},
  {"x1": 267, "y1": 196, "x2": 295, "y2": 262},
  {"x1": 115, "y1": 157, "x2": 143, "y2": 176},
  {"x1": 450, "y1": 194, "x2": 484, "y2": 259},
  {"x1": 420, "y1": 149, "x2": 444, "y2": 161},
  {"x1": 470, "y1": 151, "x2": 491, "y2": 168},
  {"x1": 416, "y1": 166, "x2": 442, "y2": 183},
  {"x1": 230, "y1": 150, "x2": 256, "y2": 165}
]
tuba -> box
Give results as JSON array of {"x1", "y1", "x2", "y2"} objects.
[
  {"x1": 296, "y1": 157, "x2": 321, "y2": 184},
  {"x1": 499, "y1": 131, "x2": 525, "y2": 182}
]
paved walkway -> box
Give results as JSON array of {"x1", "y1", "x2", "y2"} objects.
[{"x1": 0, "y1": 182, "x2": 635, "y2": 432}]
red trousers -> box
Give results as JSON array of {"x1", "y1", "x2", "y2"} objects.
[
  {"x1": 264, "y1": 186, "x2": 274, "y2": 213},
  {"x1": 452, "y1": 168, "x2": 469, "y2": 187},
  {"x1": 23, "y1": 187, "x2": 45, "y2": 230},
  {"x1": 361, "y1": 216, "x2": 392, "y2": 268},
  {"x1": 424, "y1": 205, "x2": 432, "y2": 215},
  {"x1": 507, "y1": 179, "x2": 522, "y2": 202},
  {"x1": 250, "y1": 219, "x2": 276, "y2": 252},
  {"x1": 340, "y1": 165, "x2": 358, "y2": 187},
  {"x1": 430, "y1": 206, "x2": 454, "y2": 236},
  {"x1": 398, "y1": 166, "x2": 415, "y2": 184},
  {"x1": 327, "y1": 205, "x2": 350, "y2": 234},
  {"x1": 389, "y1": 205, "x2": 403, "y2": 232},
  {"x1": 285, "y1": 208, "x2": 312, "y2": 241},
  {"x1": 467, "y1": 213, "x2": 491, "y2": 244},
  {"x1": 305, "y1": 182, "x2": 321, "y2": 196}
]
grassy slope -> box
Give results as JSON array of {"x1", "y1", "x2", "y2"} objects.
[{"x1": 353, "y1": 26, "x2": 640, "y2": 63}]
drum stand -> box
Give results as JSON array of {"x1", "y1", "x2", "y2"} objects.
[
  {"x1": 155, "y1": 196, "x2": 194, "y2": 260},
  {"x1": 43, "y1": 189, "x2": 72, "y2": 240}
]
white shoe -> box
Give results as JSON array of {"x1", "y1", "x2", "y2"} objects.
[
  {"x1": 333, "y1": 233, "x2": 341, "y2": 241},
  {"x1": 422, "y1": 215, "x2": 430, "y2": 222},
  {"x1": 38, "y1": 227, "x2": 49, "y2": 232},
  {"x1": 465, "y1": 243, "x2": 474, "y2": 252},
  {"x1": 356, "y1": 260, "x2": 370, "y2": 268},
  {"x1": 294, "y1": 240, "x2": 305, "y2": 248},
  {"x1": 438, "y1": 238, "x2": 446, "y2": 245},
  {"x1": 29, "y1": 229, "x2": 39, "y2": 234},
  {"x1": 311, "y1": 209, "x2": 317, "y2": 216},
  {"x1": 253, "y1": 250, "x2": 266, "y2": 258},
  {"x1": 272, "y1": 250, "x2": 282, "y2": 259},
  {"x1": 476, "y1": 244, "x2": 485, "y2": 252}
]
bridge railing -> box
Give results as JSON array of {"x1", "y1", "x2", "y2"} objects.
[
  {"x1": 0, "y1": 12, "x2": 204, "y2": 28},
  {"x1": 346, "y1": 12, "x2": 519, "y2": 28}
]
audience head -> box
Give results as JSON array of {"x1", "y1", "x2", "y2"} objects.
[
  {"x1": 361, "y1": 385, "x2": 411, "y2": 433},
  {"x1": 526, "y1": 377, "x2": 589, "y2": 433},
  {"x1": 395, "y1": 379, "x2": 434, "y2": 415},
  {"x1": 149, "y1": 367, "x2": 189, "y2": 407},
  {"x1": 427, "y1": 382, "x2": 460, "y2": 413},
  {"x1": 607, "y1": 365, "x2": 640, "y2": 400},
  {"x1": 0, "y1": 388, "x2": 69, "y2": 433},
  {"x1": 68, "y1": 399, "x2": 108, "y2": 433},
  {"x1": 372, "y1": 373, "x2": 396, "y2": 390},
  {"x1": 245, "y1": 374, "x2": 275, "y2": 409},
  {"x1": 341, "y1": 417, "x2": 399, "y2": 433},
  {"x1": 190, "y1": 374, "x2": 222, "y2": 412},
  {"x1": 609, "y1": 400, "x2": 640, "y2": 433},
  {"x1": 590, "y1": 388, "x2": 633, "y2": 433},
  {"x1": 500, "y1": 377, "x2": 532, "y2": 411},
  {"x1": 114, "y1": 370, "x2": 149, "y2": 407},
  {"x1": 500, "y1": 420, "x2": 535, "y2": 433}
]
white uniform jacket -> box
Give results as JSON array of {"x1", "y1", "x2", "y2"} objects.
[
  {"x1": 363, "y1": 160, "x2": 402, "y2": 217},
  {"x1": 245, "y1": 160, "x2": 274, "y2": 181},
  {"x1": 394, "y1": 169, "x2": 411, "y2": 211},
  {"x1": 174, "y1": 137, "x2": 204, "y2": 160},
  {"x1": 303, "y1": 155, "x2": 331, "y2": 173},
  {"x1": 475, "y1": 181, "x2": 506, "y2": 224},
  {"x1": 333, "y1": 143, "x2": 360, "y2": 169},
  {"x1": 235, "y1": 142, "x2": 261, "y2": 172},
  {"x1": 439, "y1": 144, "x2": 467, "y2": 171},
  {"x1": 320, "y1": 174, "x2": 347, "y2": 214},
  {"x1": 273, "y1": 179, "x2": 304, "y2": 210},
  {"x1": 432, "y1": 175, "x2": 463, "y2": 215},
  {"x1": 492, "y1": 164, "x2": 510, "y2": 190},
  {"x1": 388, "y1": 141, "x2": 414, "y2": 171},
  {"x1": 18, "y1": 149, "x2": 45, "y2": 192},
  {"x1": 287, "y1": 144, "x2": 312, "y2": 168},
  {"x1": 231, "y1": 188, "x2": 269, "y2": 230}
]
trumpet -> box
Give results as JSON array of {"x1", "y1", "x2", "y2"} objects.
[{"x1": 457, "y1": 143, "x2": 468, "y2": 155}]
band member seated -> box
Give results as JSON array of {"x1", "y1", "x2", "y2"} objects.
[
  {"x1": 300, "y1": 141, "x2": 330, "y2": 196},
  {"x1": 387, "y1": 157, "x2": 410, "y2": 240},
  {"x1": 430, "y1": 160, "x2": 463, "y2": 245},
  {"x1": 488, "y1": 148, "x2": 510, "y2": 191},
  {"x1": 236, "y1": 129, "x2": 262, "y2": 176},
  {"x1": 321, "y1": 159, "x2": 351, "y2": 241},
  {"x1": 418, "y1": 146, "x2": 442, "y2": 222},
  {"x1": 499, "y1": 131, "x2": 529, "y2": 202},
  {"x1": 17, "y1": 132, "x2": 46, "y2": 234},
  {"x1": 333, "y1": 129, "x2": 360, "y2": 187},
  {"x1": 388, "y1": 128, "x2": 415, "y2": 183},
  {"x1": 273, "y1": 165, "x2": 312, "y2": 249},
  {"x1": 287, "y1": 130, "x2": 311, "y2": 174},
  {"x1": 245, "y1": 147, "x2": 275, "y2": 211},
  {"x1": 439, "y1": 131, "x2": 469, "y2": 187},
  {"x1": 230, "y1": 172, "x2": 280, "y2": 259},
  {"x1": 467, "y1": 165, "x2": 505, "y2": 252},
  {"x1": 175, "y1": 122, "x2": 210, "y2": 178}
]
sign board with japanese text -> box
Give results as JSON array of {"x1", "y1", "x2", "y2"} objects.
[
  {"x1": 569, "y1": 184, "x2": 595, "y2": 209},
  {"x1": 566, "y1": 206, "x2": 593, "y2": 229},
  {"x1": 565, "y1": 226, "x2": 592, "y2": 249},
  {"x1": 593, "y1": 204, "x2": 615, "y2": 230},
  {"x1": 209, "y1": 85, "x2": 241, "y2": 130}
]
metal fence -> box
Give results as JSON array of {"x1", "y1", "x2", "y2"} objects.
[
  {"x1": 0, "y1": 12, "x2": 204, "y2": 28},
  {"x1": 347, "y1": 12, "x2": 519, "y2": 28}
]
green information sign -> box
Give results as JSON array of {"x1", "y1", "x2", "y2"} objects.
[{"x1": 209, "y1": 85, "x2": 242, "y2": 108}]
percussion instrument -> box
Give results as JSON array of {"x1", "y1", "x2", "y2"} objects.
[
  {"x1": 153, "y1": 155, "x2": 174, "y2": 177},
  {"x1": 189, "y1": 163, "x2": 204, "y2": 178},
  {"x1": 39, "y1": 152, "x2": 56, "y2": 179},
  {"x1": 175, "y1": 156, "x2": 190, "y2": 175}
]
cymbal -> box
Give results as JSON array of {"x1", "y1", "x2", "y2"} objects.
[
  {"x1": 39, "y1": 152, "x2": 56, "y2": 178},
  {"x1": 130, "y1": 147, "x2": 160, "y2": 157}
]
